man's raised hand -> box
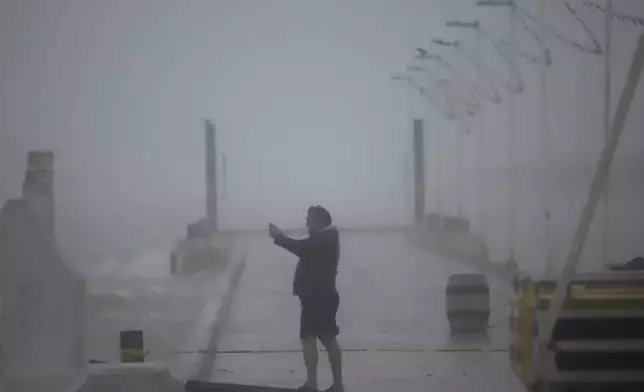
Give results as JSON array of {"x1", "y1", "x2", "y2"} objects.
[{"x1": 268, "y1": 223, "x2": 283, "y2": 239}]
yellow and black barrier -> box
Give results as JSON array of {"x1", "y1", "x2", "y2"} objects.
[
  {"x1": 510, "y1": 272, "x2": 644, "y2": 391},
  {"x1": 509, "y1": 275, "x2": 536, "y2": 386},
  {"x1": 120, "y1": 330, "x2": 145, "y2": 363}
]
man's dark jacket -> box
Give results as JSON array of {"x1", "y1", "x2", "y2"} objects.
[{"x1": 274, "y1": 226, "x2": 340, "y2": 297}]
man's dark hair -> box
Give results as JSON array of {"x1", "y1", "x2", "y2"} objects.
[{"x1": 307, "y1": 205, "x2": 332, "y2": 226}]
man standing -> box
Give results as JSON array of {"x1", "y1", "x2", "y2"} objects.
[{"x1": 268, "y1": 206, "x2": 344, "y2": 392}]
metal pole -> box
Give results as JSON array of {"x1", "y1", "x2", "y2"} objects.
[
  {"x1": 205, "y1": 119, "x2": 218, "y2": 232},
  {"x1": 456, "y1": 129, "x2": 464, "y2": 217},
  {"x1": 475, "y1": 33, "x2": 486, "y2": 239},
  {"x1": 403, "y1": 151, "x2": 412, "y2": 224},
  {"x1": 222, "y1": 155, "x2": 227, "y2": 201},
  {"x1": 408, "y1": 85, "x2": 416, "y2": 223},
  {"x1": 392, "y1": 75, "x2": 433, "y2": 222},
  {"x1": 406, "y1": 81, "x2": 418, "y2": 223},
  {"x1": 507, "y1": 5, "x2": 518, "y2": 265},
  {"x1": 435, "y1": 114, "x2": 442, "y2": 215},
  {"x1": 602, "y1": 0, "x2": 612, "y2": 265},
  {"x1": 413, "y1": 119, "x2": 426, "y2": 226},
  {"x1": 452, "y1": 58, "x2": 465, "y2": 218},
  {"x1": 408, "y1": 83, "x2": 422, "y2": 221},
  {"x1": 540, "y1": 0, "x2": 554, "y2": 278}
]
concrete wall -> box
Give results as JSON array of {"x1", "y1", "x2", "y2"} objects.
[{"x1": 0, "y1": 200, "x2": 85, "y2": 381}]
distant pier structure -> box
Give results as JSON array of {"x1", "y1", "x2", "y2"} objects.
[{"x1": 170, "y1": 119, "x2": 229, "y2": 275}]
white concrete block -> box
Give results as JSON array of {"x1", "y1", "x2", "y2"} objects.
[
  {"x1": 0, "y1": 371, "x2": 86, "y2": 392},
  {"x1": 76, "y1": 364, "x2": 184, "y2": 392}
]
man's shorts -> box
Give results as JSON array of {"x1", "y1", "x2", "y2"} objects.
[{"x1": 299, "y1": 290, "x2": 340, "y2": 339}]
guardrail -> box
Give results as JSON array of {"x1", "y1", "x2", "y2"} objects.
[
  {"x1": 425, "y1": 213, "x2": 443, "y2": 232},
  {"x1": 441, "y1": 216, "x2": 470, "y2": 233},
  {"x1": 414, "y1": 213, "x2": 488, "y2": 263}
]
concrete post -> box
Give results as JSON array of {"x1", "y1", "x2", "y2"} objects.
[
  {"x1": 413, "y1": 119, "x2": 426, "y2": 226},
  {"x1": 205, "y1": 120, "x2": 218, "y2": 232},
  {"x1": 22, "y1": 151, "x2": 55, "y2": 241}
]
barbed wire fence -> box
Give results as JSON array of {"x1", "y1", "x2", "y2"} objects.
[
  {"x1": 395, "y1": 0, "x2": 644, "y2": 270},
  {"x1": 583, "y1": 0, "x2": 644, "y2": 27},
  {"x1": 399, "y1": 0, "x2": 644, "y2": 120}
]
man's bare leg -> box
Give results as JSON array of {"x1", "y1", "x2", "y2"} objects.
[
  {"x1": 301, "y1": 336, "x2": 319, "y2": 390},
  {"x1": 320, "y1": 337, "x2": 344, "y2": 392}
]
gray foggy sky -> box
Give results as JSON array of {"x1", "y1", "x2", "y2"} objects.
[
  {"x1": 1, "y1": 0, "x2": 644, "y2": 267},
  {"x1": 0, "y1": 0, "x2": 457, "y2": 230}
]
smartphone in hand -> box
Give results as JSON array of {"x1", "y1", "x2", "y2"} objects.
[{"x1": 268, "y1": 222, "x2": 281, "y2": 238}]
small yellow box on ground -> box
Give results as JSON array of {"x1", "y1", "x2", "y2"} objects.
[{"x1": 120, "y1": 330, "x2": 145, "y2": 363}]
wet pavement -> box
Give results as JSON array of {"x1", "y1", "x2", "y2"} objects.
[
  {"x1": 85, "y1": 272, "x2": 228, "y2": 377},
  {"x1": 208, "y1": 232, "x2": 525, "y2": 391},
  {"x1": 84, "y1": 244, "x2": 242, "y2": 380}
]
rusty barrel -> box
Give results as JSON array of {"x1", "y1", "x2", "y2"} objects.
[{"x1": 446, "y1": 273, "x2": 490, "y2": 334}]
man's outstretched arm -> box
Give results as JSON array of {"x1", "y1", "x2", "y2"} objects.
[{"x1": 274, "y1": 234, "x2": 310, "y2": 258}]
